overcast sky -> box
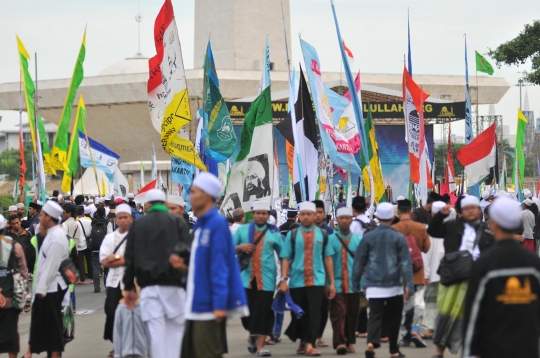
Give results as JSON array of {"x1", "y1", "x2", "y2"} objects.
[{"x1": 1, "y1": 0, "x2": 538, "y2": 140}]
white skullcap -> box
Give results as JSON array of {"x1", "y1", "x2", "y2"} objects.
[
  {"x1": 42, "y1": 201, "x2": 62, "y2": 219},
  {"x1": 298, "y1": 201, "x2": 316, "y2": 213},
  {"x1": 146, "y1": 189, "x2": 166, "y2": 203},
  {"x1": 36, "y1": 200, "x2": 43, "y2": 206},
  {"x1": 127, "y1": 193, "x2": 135, "y2": 199},
  {"x1": 192, "y1": 172, "x2": 222, "y2": 199},
  {"x1": 57, "y1": 195, "x2": 63, "y2": 200},
  {"x1": 16, "y1": 203, "x2": 25, "y2": 209},
  {"x1": 252, "y1": 201, "x2": 270, "y2": 212},
  {"x1": 104, "y1": 195, "x2": 111, "y2": 200},
  {"x1": 167, "y1": 195, "x2": 186, "y2": 207},
  {"x1": 246, "y1": 160, "x2": 266, "y2": 181},
  {"x1": 88, "y1": 199, "x2": 94, "y2": 203},
  {"x1": 84, "y1": 206, "x2": 92, "y2": 214},
  {"x1": 523, "y1": 198, "x2": 533, "y2": 207},
  {"x1": 491, "y1": 196, "x2": 522, "y2": 231},
  {"x1": 431, "y1": 201, "x2": 446, "y2": 214},
  {"x1": 481, "y1": 190, "x2": 490, "y2": 200},
  {"x1": 95, "y1": 198, "x2": 102, "y2": 204},
  {"x1": 523, "y1": 188, "x2": 533, "y2": 199},
  {"x1": 8, "y1": 205, "x2": 17, "y2": 211},
  {"x1": 396, "y1": 195, "x2": 405, "y2": 201},
  {"x1": 336, "y1": 207, "x2": 353, "y2": 218},
  {"x1": 121, "y1": 197, "x2": 128, "y2": 203},
  {"x1": 376, "y1": 202, "x2": 394, "y2": 220},
  {"x1": 115, "y1": 203, "x2": 131, "y2": 215},
  {"x1": 461, "y1": 195, "x2": 480, "y2": 208}
]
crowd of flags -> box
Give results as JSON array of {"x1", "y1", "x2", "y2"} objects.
[{"x1": 12, "y1": 0, "x2": 540, "y2": 210}]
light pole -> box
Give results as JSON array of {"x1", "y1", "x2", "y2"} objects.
[{"x1": 518, "y1": 78, "x2": 523, "y2": 109}]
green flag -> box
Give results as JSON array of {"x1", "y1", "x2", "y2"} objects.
[
  {"x1": 203, "y1": 41, "x2": 237, "y2": 160},
  {"x1": 475, "y1": 51, "x2": 494, "y2": 75},
  {"x1": 16, "y1": 35, "x2": 54, "y2": 175},
  {"x1": 51, "y1": 29, "x2": 86, "y2": 172},
  {"x1": 61, "y1": 95, "x2": 87, "y2": 193},
  {"x1": 513, "y1": 109, "x2": 528, "y2": 190},
  {"x1": 359, "y1": 108, "x2": 387, "y2": 204}
]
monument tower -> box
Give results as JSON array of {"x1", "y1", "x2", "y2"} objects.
[{"x1": 194, "y1": 0, "x2": 291, "y2": 72}]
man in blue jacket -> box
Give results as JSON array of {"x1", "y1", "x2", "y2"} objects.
[
  {"x1": 182, "y1": 172, "x2": 248, "y2": 358},
  {"x1": 353, "y1": 202, "x2": 413, "y2": 358}
]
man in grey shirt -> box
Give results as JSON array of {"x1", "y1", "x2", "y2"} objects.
[{"x1": 521, "y1": 199, "x2": 536, "y2": 252}]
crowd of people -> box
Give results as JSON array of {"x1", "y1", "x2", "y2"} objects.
[{"x1": 1, "y1": 175, "x2": 540, "y2": 358}]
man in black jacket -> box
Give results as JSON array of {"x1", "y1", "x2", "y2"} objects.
[
  {"x1": 123, "y1": 189, "x2": 192, "y2": 358},
  {"x1": 463, "y1": 195, "x2": 540, "y2": 358}
]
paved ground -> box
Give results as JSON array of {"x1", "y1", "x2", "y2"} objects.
[{"x1": 18, "y1": 283, "x2": 439, "y2": 357}]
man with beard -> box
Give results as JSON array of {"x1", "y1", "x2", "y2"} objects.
[{"x1": 243, "y1": 159, "x2": 270, "y2": 201}]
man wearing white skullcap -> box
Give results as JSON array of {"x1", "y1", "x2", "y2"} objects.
[
  {"x1": 29, "y1": 200, "x2": 69, "y2": 356},
  {"x1": 166, "y1": 194, "x2": 187, "y2": 217},
  {"x1": 463, "y1": 195, "x2": 540, "y2": 358},
  {"x1": 427, "y1": 194, "x2": 495, "y2": 357},
  {"x1": 327, "y1": 206, "x2": 363, "y2": 354},
  {"x1": 521, "y1": 198, "x2": 536, "y2": 252},
  {"x1": 233, "y1": 200, "x2": 283, "y2": 356},
  {"x1": 480, "y1": 190, "x2": 491, "y2": 213},
  {"x1": 99, "y1": 203, "x2": 133, "y2": 349},
  {"x1": 181, "y1": 171, "x2": 248, "y2": 358},
  {"x1": 353, "y1": 202, "x2": 413, "y2": 358},
  {"x1": 8, "y1": 205, "x2": 17, "y2": 216},
  {"x1": 123, "y1": 186, "x2": 192, "y2": 358},
  {"x1": 279, "y1": 200, "x2": 336, "y2": 356},
  {"x1": 523, "y1": 188, "x2": 533, "y2": 199},
  {"x1": 0, "y1": 212, "x2": 30, "y2": 357},
  {"x1": 392, "y1": 199, "x2": 431, "y2": 348}
]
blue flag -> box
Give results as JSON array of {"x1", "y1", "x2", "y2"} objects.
[
  {"x1": 171, "y1": 157, "x2": 193, "y2": 210},
  {"x1": 77, "y1": 131, "x2": 119, "y2": 181}
]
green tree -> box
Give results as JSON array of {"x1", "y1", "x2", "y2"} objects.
[
  {"x1": 0, "y1": 145, "x2": 36, "y2": 181},
  {"x1": 434, "y1": 143, "x2": 465, "y2": 180},
  {"x1": 488, "y1": 20, "x2": 540, "y2": 85}
]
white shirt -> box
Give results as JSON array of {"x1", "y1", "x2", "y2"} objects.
[
  {"x1": 34, "y1": 225, "x2": 69, "y2": 296},
  {"x1": 99, "y1": 230, "x2": 128, "y2": 289},
  {"x1": 366, "y1": 286, "x2": 404, "y2": 299},
  {"x1": 423, "y1": 236, "x2": 446, "y2": 283},
  {"x1": 75, "y1": 216, "x2": 92, "y2": 251},
  {"x1": 350, "y1": 214, "x2": 370, "y2": 237},
  {"x1": 460, "y1": 223, "x2": 481, "y2": 261},
  {"x1": 230, "y1": 223, "x2": 242, "y2": 235}
]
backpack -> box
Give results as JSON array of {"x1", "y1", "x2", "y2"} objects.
[
  {"x1": 354, "y1": 218, "x2": 378, "y2": 234},
  {"x1": 290, "y1": 227, "x2": 329, "y2": 263},
  {"x1": 89, "y1": 218, "x2": 109, "y2": 251},
  {"x1": 107, "y1": 213, "x2": 117, "y2": 231},
  {"x1": 404, "y1": 235, "x2": 424, "y2": 272}
]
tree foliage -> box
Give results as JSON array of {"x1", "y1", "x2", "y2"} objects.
[
  {"x1": 0, "y1": 145, "x2": 35, "y2": 181},
  {"x1": 488, "y1": 20, "x2": 540, "y2": 85},
  {"x1": 434, "y1": 143, "x2": 465, "y2": 180}
]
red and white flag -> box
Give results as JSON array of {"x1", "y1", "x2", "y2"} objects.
[
  {"x1": 457, "y1": 123, "x2": 497, "y2": 186},
  {"x1": 147, "y1": 0, "x2": 205, "y2": 170},
  {"x1": 135, "y1": 178, "x2": 158, "y2": 202},
  {"x1": 402, "y1": 66, "x2": 433, "y2": 203},
  {"x1": 446, "y1": 123, "x2": 457, "y2": 192}
]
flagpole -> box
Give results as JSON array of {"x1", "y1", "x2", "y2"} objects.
[
  {"x1": 281, "y1": 0, "x2": 306, "y2": 202},
  {"x1": 82, "y1": 126, "x2": 102, "y2": 196},
  {"x1": 19, "y1": 69, "x2": 24, "y2": 202},
  {"x1": 34, "y1": 53, "x2": 46, "y2": 203}
]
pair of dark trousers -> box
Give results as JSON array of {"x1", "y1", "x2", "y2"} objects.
[
  {"x1": 77, "y1": 248, "x2": 93, "y2": 281},
  {"x1": 357, "y1": 293, "x2": 368, "y2": 334},
  {"x1": 329, "y1": 293, "x2": 361, "y2": 349},
  {"x1": 285, "y1": 286, "x2": 324, "y2": 346},
  {"x1": 319, "y1": 295, "x2": 329, "y2": 338},
  {"x1": 367, "y1": 295, "x2": 403, "y2": 355},
  {"x1": 104, "y1": 285, "x2": 123, "y2": 342},
  {"x1": 92, "y1": 251, "x2": 101, "y2": 291}
]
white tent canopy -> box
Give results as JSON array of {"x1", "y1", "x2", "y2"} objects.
[{"x1": 73, "y1": 168, "x2": 113, "y2": 196}]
